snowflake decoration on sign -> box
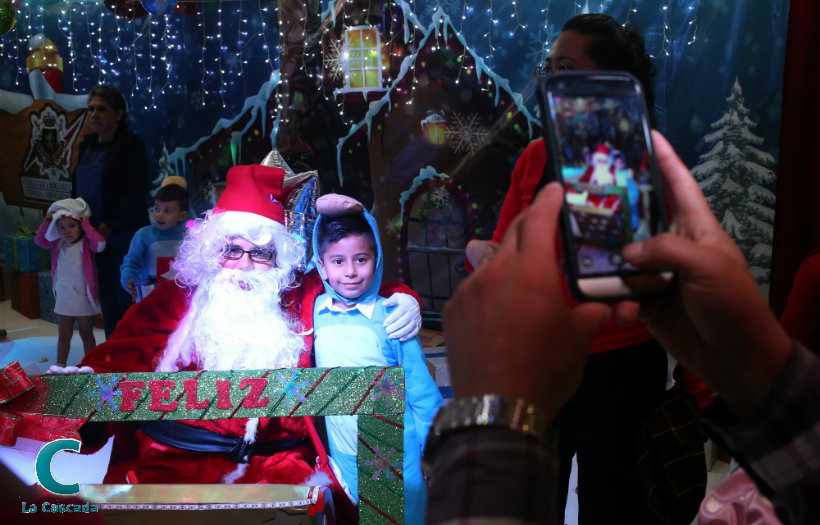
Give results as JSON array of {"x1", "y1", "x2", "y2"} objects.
[
  {"x1": 89, "y1": 376, "x2": 122, "y2": 411},
  {"x1": 372, "y1": 376, "x2": 404, "y2": 410},
  {"x1": 188, "y1": 88, "x2": 206, "y2": 108},
  {"x1": 445, "y1": 112, "x2": 488, "y2": 155},
  {"x1": 324, "y1": 38, "x2": 345, "y2": 81},
  {"x1": 274, "y1": 370, "x2": 311, "y2": 407},
  {"x1": 365, "y1": 446, "x2": 401, "y2": 481},
  {"x1": 428, "y1": 186, "x2": 451, "y2": 209}
]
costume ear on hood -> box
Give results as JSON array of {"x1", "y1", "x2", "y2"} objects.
[
  {"x1": 45, "y1": 197, "x2": 91, "y2": 241},
  {"x1": 312, "y1": 194, "x2": 383, "y2": 304}
]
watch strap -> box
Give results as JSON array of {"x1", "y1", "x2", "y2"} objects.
[{"x1": 424, "y1": 394, "x2": 551, "y2": 466}]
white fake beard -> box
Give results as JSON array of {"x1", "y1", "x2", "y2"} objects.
[
  {"x1": 157, "y1": 268, "x2": 304, "y2": 372},
  {"x1": 591, "y1": 165, "x2": 615, "y2": 185}
]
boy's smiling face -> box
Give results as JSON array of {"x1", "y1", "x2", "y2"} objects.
[
  {"x1": 153, "y1": 199, "x2": 187, "y2": 231},
  {"x1": 318, "y1": 233, "x2": 376, "y2": 301}
]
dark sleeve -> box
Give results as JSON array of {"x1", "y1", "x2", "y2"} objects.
[
  {"x1": 426, "y1": 428, "x2": 559, "y2": 525},
  {"x1": 105, "y1": 132, "x2": 149, "y2": 234},
  {"x1": 700, "y1": 342, "x2": 820, "y2": 525}
]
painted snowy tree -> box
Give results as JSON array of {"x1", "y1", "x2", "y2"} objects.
[
  {"x1": 692, "y1": 78, "x2": 776, "y2": 296},
  {"x1": 150, "y1": 144, "x2": 177, "y2": 198}
]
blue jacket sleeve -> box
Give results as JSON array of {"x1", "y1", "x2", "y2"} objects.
[
  {"x1": 119, "y1": 227, "x2": 149, "y2": 290},
  {"x1": 396, "y1": 336, "x2": 445, "y2": 454}
]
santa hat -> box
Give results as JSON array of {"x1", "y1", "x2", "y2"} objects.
[
  {"x1": 212, "y1": 164, "x2": 286, "y2": 232},
  {"x1": 45, "y1": 197, "x2": 90, "y2": 241},
  {"x1": 593, "y1": 143, "x2": 610, "y2": 157}
]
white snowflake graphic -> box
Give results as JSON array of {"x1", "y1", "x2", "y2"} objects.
[
  {"x1": 324, "y1": 38, "x2": 345, "y2": 81},
  {"x1": 445, "y1": 112, "x2": 488, "y2": 155},
  {"x1": 424, "y1": 0, "x2": 462, "y2": 21},
  {"x1": 428, "y1": 186, "x2": 450, "y2": 209},
  {"x1": 524, "y1": 23, "x2": 561, "y2": 79},
  {"x1": 188, "y1": 88, "x2": 206, "y2": 108},
  {"x1": 526, "y1": 23, "x2": 559, "y2": 66}
]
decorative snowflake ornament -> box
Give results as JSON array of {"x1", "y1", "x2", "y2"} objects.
[
  {"x1": 372, "y1": 376, "x2": 404, "y2": 410},
  {"x1": 428, "y1": 186, "x2": 450, "y2": 209},
  {"x1": 365, "y1": 445, "x2": 401, "y2": 481},
  {"x1": 445, "y1": 112, "x2": 488, "y2": 155},
  {"x1": 89, "y1": 375, "x2": 123, "y2": 411},
  {"x1": 274, "y1": 369, "x2": 311, "y2": 407},
  {"x1": 324, "y1": 38, "x2": 345, "y2": 81},
  {"x1": 188, "y1": 88, "x2": 206, "y2": 108}
]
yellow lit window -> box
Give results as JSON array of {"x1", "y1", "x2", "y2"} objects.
[{"x1": 343, "y1": 26, "x2": 383, "y2": 92}]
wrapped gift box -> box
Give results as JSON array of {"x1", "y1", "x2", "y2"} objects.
[
  {"x1": 2, "y1": 231, "x2": 50, "y2": 273},
  {"x1": 10, "y1": 270, "x2": 40, "y2": 319},
  {"x1": 38, "y1": 270, "x2": 58, "y2": 324}
]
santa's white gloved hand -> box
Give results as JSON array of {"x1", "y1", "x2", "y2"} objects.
[
  {"x1": 47, "y1": 365, "x2": 95, "y2": 375},
  {"x1": 383, "y1": 293, "x2": 422, "y2": 342}
]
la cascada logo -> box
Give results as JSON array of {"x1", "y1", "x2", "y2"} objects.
[{"x1": 34, "y1": 438, "x2": 83, "y2": 495}]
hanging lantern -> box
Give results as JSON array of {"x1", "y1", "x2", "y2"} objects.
[{"x1": 421, "y1": 110, "x2": 447, "y2": 145}]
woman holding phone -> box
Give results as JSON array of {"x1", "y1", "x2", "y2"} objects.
[{"x1": 465, "y1": 14, "x2": 671, "y2": 524}]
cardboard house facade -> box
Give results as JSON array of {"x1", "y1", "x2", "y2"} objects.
[{"x1": 328, "y1": 7, "x2": 538, "y2": 321}]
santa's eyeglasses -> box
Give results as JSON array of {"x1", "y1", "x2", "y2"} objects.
[{"x1": 221, "y1": 244, "x2": 275, "y2": 263}]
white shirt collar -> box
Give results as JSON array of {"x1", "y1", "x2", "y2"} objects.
[{"x1": 317, "y1": 295, "x2": 377, "y2": 319}]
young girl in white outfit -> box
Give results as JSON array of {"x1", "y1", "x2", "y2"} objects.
[{"x1": 35, "y1": 197, "x2": 106, "y2": 367}]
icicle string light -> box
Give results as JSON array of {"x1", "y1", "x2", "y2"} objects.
[
  {"x1": 0, "y1": 0, "x2": 707, "y2": 126},
  {"x1": 661, "y1": 0, "x2": 672, "y2": 57},
  {"x1": 687, "y1": 2, "x2": 698, "y2": 45}
]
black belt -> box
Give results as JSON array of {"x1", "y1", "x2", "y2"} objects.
[{"x1": 140, "y1": 420, "x2": 306, "y2": 464}]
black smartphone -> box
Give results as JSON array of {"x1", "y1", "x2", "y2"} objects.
[{"x1": 537, "y1": 71, "x2": 674, "y2": 301}]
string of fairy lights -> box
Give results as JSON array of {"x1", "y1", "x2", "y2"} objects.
[{"x1": 0, "y1": 0, "x2": 698, "y2": 116}]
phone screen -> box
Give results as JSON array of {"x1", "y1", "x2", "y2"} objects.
[{"x1": 544, "y1": 80, "x2": 664, "y2": 278}]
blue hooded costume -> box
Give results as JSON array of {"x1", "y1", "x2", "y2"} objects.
[{"x1": 312, "y1": 205, "x2": 443, "y2": 525}]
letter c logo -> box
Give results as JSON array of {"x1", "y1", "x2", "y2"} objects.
[{"x1": 35, "y1": 439, "x2": 81, "y2": 495}]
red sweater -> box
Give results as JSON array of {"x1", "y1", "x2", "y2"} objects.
[{"x1": 489, "y1": 140, "x2": 653, "y2": 354}]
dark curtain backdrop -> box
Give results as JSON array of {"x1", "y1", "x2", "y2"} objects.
[{"x1": 770, "y1": 0, "x2": 820, "y2": 315}]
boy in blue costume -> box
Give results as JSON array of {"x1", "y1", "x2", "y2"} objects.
[
  {"x1": 120, "y1": 178, "x2": 189, "y2": 301},
  {"x1": 312, "y1": 194, "x2": 443, "y2": 525}
]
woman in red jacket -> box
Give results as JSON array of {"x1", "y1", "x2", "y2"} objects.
[{"x1": 466, "y1": 14, "x2": 667, "y2": 524}]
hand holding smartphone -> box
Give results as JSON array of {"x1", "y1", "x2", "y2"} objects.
[{"x1": 537, "y1": 71, "x2": 675, "y2": 300}]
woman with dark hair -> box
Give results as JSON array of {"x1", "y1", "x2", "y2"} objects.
[
  {"x1": 465, "y1": 14, "x2": 671, "y2": 524},
  {"x1": 73, "y1": 85, "x2": 149, "y2": 337}
]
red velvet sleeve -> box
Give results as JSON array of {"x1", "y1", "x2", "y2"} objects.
[
  {"x1": 491, "y1": 140, "x2": 547, "y2": 244},
  {"x1": 779, "y1": 249, "x2": 820, "y2": 354},
  {"x1": 80, "y1": 281, "x2": 190, "y2": 373}
]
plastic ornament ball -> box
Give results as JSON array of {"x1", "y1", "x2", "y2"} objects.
[{"x1": 0, "y1": 2, "x2": 16, "y2": 35}]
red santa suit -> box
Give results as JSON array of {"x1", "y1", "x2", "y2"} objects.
[
  {"x1": 78, "y1": 271, "x2": 409, "y2": 486},
  {"x1": 75, "y1": 164, "x2": 416, "y2": 524}
]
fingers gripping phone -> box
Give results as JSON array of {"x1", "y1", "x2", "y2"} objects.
[{"x1": 537, "y1": 71, "x2": 674, "y2": 301}]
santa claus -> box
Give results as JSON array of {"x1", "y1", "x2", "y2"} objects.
[
  {"x1": 50, "y1": 164, "x2": 420, "y2": 518},
  {"x1": 579, "y1": 143, "x2": 616, "y2": 185}
]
